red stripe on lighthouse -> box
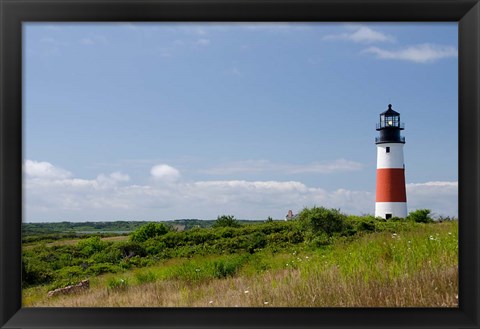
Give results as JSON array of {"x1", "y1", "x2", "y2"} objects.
[{"x1": 376, "y1": 168, "x2": 407, "y2": 202}]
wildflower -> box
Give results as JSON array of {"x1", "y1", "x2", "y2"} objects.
[
  {"x1": 429, "y1": 235, "x2": 435, "y2": 240},
  {"x1": 264, "y1": 301, "x2": 269, "y2": 305},
  {"x1": 305, "y1": 256, "x2": 309, "y2": 259},
  {"x1": 455, "y1": 294, "x2": 458, "y2": 300},
  {"x1": 209, "y1": 301, "x2": 214, "y2": 305},
  {"x1": 448, "y1": 232, "x2": 452, "y2": 235},
  {"x1": 244, "y1": 290, "x2": 249, "y2": 294},
  {"x1": 195, "y1": 268, "x2": 201, "y2": 272},
  {"x1": 408, "y1": 241, "x2": 411, "y2": 244}
]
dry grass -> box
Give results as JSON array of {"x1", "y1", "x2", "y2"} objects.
[
  {"x1": 25, "y1": 221, "x2": 458, "y2": 308},
  {"x1": 26, "y1": 263, "x2": 457, "y2": 307}
]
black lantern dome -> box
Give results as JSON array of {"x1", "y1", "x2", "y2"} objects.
[{"x1": 375, "y1": 104, "x2": 405, "y2": 144}]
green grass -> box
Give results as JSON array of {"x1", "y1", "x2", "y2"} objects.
[{"x1": 23, "y1": 220, "x2": 458, "y2": 307}]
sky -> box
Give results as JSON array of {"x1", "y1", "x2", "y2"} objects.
[{"x1": 23, "y1": 22, "x2": 458, "y2": 222}]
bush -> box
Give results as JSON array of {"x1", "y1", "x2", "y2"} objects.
[
  {"x1": 245, "y1": 232, "x2": 267, "y2": 254},
  {"x1": 297, "y1": 206, "x2": 348, "y2": 236},
  {"x1": 56, "y1": 265, "x2": 84, "y2": 279},
  {"x1": 22, "y1": 258, "x2": 54, "y2": 286},
  {"x1": 91, "y1": 245, "x2": 123, "y2": 263},
  {"x1": 116, "y1": 241, "x2": 147, "y2": 258},
  {"x1": 143, "y1": 239, "x2": 167, "y2": 255},
  {"x1": 310, "y1": 232, "x2": 331, "y2": 247},
  {"x1": 212, "y1": 215, "x2": 241, "y2": 228},
  {"x1": 407, "y1": 209, "x2": 433, "y2": 223},
  {"x1": 130, "y1": 222, "x2": 171, "y2": 243},
  {"x1": 77, "y1": 236, "x2": 108, "y2": 257},
  {"x1": 86, "y1": 263, "x2": 120, "y2": 275}
]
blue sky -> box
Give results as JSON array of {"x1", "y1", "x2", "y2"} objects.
[{"x1": 23, "y1": 22, "x2": 458, "y2": 222}]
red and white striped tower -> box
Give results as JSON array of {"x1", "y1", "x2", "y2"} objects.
[{"x1": 375, "y1": 104, "x2": 407, "y2": 219}]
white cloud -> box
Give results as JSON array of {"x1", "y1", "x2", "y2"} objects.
[
  {"x1": 96, "y1": 172, "x2": 130, "y2": 188},
  {"x1": 150, "y1": 164, "x2": 181, "y2": 182},
  {"x1": 23, "y1": 160, "x2": 458, "y2": 221},
  {"x1": 24, "y1": 160, "x2": 72, "y2": 179},
  {"x1": 202, "y1": 159, "x2": 363, "y2": 175},
  {"x1": 23, "y1": 160, "x2": 373, "y2": 221},
  {"x1": 323, "y1": 25, "x2": 394, "y2": 44},
  {"x1": 406, "y1": 181, "x2": 458, "y2": 217},
  {"x1": 363, "y1": 43, "x2": 457, "y2": 63}
]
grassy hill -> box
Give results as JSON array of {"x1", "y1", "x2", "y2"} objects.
[{"x1": 22, "y1": 208, "x2": 458, "y2": 307}]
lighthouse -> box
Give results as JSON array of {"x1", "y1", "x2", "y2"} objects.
[{"x1": 375, "y1": 104, "x2": 407, "y2": 219}]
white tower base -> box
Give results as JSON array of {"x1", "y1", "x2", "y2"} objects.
[{"x1": 375, "y1": 202, "x2": 407, "y2": 219}]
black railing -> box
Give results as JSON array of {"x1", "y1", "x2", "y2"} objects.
[
  {"x1": 375, "y1": 136, "x2": 405, "y2": 143},
  {"x1": 376, "y1": 122, "x2": 405, "y2": 129}
]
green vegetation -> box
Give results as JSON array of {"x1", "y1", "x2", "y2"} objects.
[
  {"x1": 22, "y1": 208, "x2": 458, "y2": 307},
  {"x1": 130, "y1": 222, "x2": 171, "y2": 243},
  {"x1": 212, "y1": 215, "x2": 241, "y2": 228},
  {"x1": 407, "y1": 208, "x2": 434, "y2": 223}
]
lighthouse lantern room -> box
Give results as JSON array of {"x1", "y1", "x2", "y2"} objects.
[{"x1": 375, "y1": 104, "x2": 407, "y2": 219}]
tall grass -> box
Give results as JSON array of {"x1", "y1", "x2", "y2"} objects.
[{"x1": 24, "y1": 221, "x2": 457, "y2": 307}]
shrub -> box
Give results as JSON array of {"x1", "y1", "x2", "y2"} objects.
[
  {"x1": 91, "y1": 245, "x2": 123, "y2": 263},
  {"x1": 310, "y1": 232, "x2": 331, "y2": 247},
  {"x1": 116, "y1": 241, "x2": 147, "y2": 258},
  {"x1": 245, "y1": 232, "x2": 267, "y2": 254},
  {"x1": 56, "y1": 265, "x2": 84, "y2": 279},
  {"x1": 86, "y1": 263, "x2": 120, "y2": 275},
  {"x1": 297, "y1": 206, "x2": 348, "y2": 236},
  {"x1": 212, "y1": 215, "x2": 241, "y2": 228},
  {"x1": 407, "y1": 209, "x2": 433, "y2": 223},
  {"x1": 22, "y1": 258, "x2": 54, "y2": 286},
  {"x1": 77, "y1": 236, "x2": 108, "y2": 257},
  {"x1": 130, "y1": 222, "x2": 171, "y2": 243},
  {"x1": 143, "y1": 239, "x2": 167, "y2": 255}
]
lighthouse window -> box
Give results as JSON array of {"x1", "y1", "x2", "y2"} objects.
[
  {"x1": 386, "y1": 147, "x2": 390, "y2": 153},
  {"x1": 385, "y1": 214, "x2": 392, "y2": 219}
]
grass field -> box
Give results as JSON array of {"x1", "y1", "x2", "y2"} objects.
[{"x1": 23, "y1": 220, "x2": 458, "y2": 307}]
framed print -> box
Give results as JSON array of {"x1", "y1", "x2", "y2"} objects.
[{"x1": 1, "y1": 0, "x2": 479, "y2": 328}]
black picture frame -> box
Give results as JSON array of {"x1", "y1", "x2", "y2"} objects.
[{"x1": 1, "y1": 0, "x2": 479, "y2": 328}]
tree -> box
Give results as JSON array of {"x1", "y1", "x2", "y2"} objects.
[
  {"x1": 297, "y1": 206, "x2": 347, "y2": 236},
  {"x1": 212, "y1": 215, "x2": 241, "y2": 228},
  {"x1": 407, "y1": 209, "x2": 433, "y2": 223},
  {"x1": 130, "y1": 222, "x2": 171, "y2": 243}
]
